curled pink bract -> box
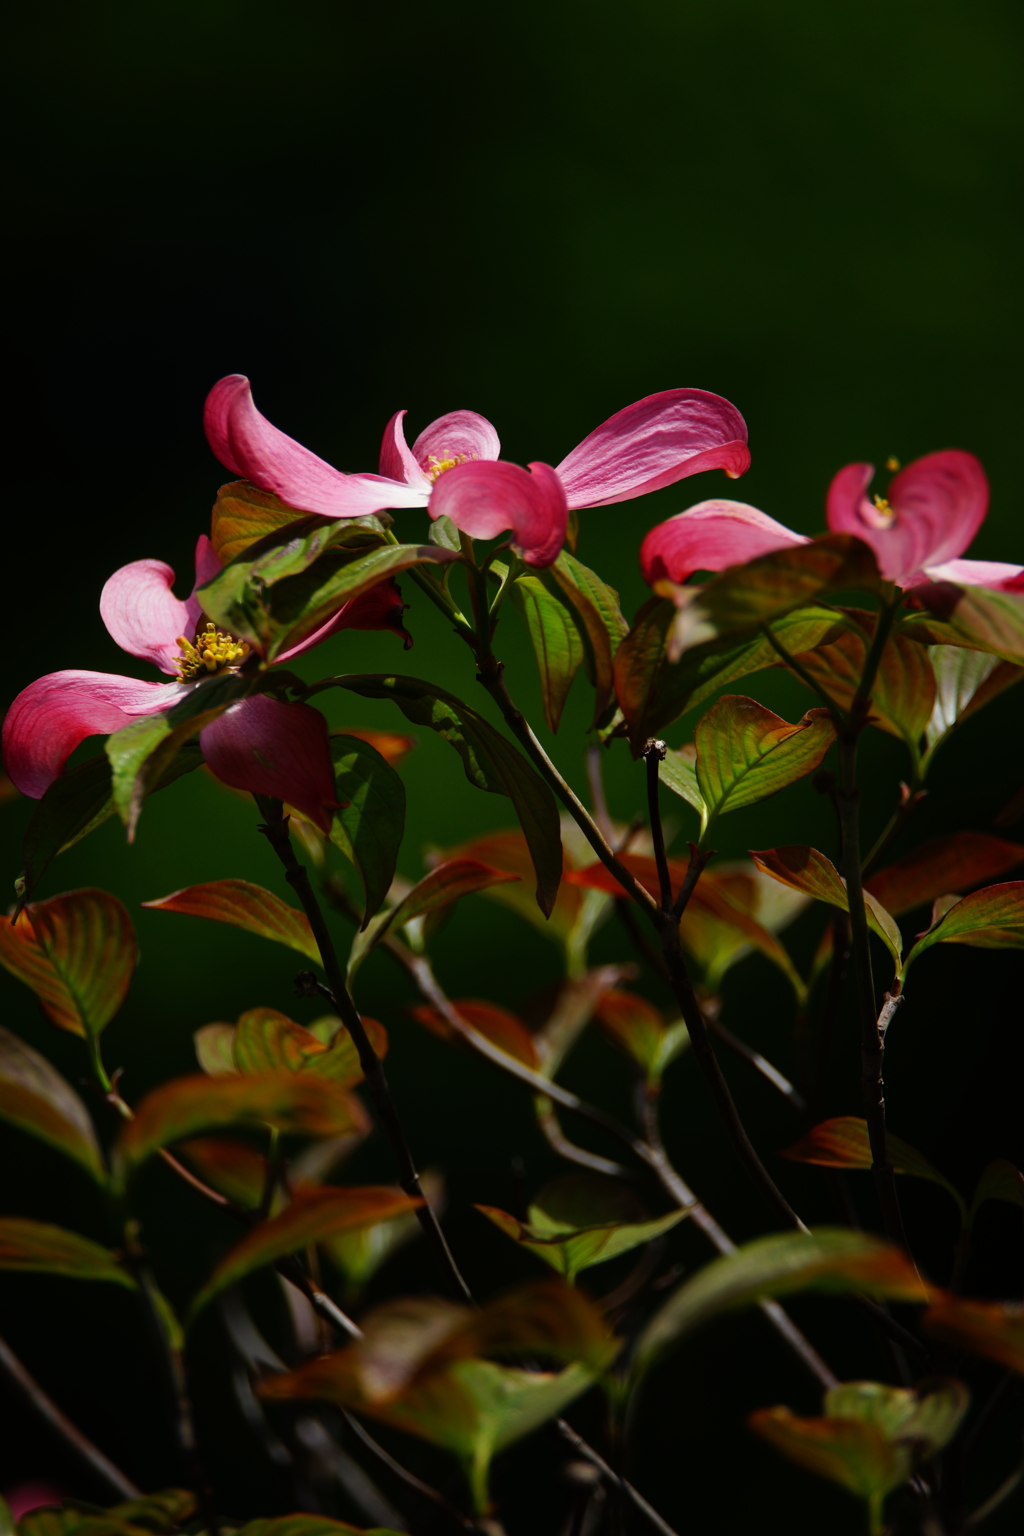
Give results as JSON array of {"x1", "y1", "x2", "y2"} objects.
[
  {"x1": 429, "y1": 460, "x2": 568, "y2": 569},
  {"x1": 640, "y1": 499, "x2": 808, "y2": 587}
]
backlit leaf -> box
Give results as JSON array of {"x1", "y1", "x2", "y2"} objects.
[
  {"x1": 0, "y1": 1024, "x2": 104, "y2": 1180},
  {"x1": 923, "y1": 1296, "x2": 1024, "y2": 1374},
  {"x1": 194, "y1": 1022, "x2": 238, "y2": 1075},
  {"x1": 967, "y1": 1159, "x2": 1024, "y2": 1228},
  {"x1": 0, "y1": 889, "x2": 136, "y2": 1039},
  {"x1": 142, "y1": 879, "x2": 320, "y2": 965},
  {"x1": 0, "y1": 1217, "x2": 135, "y2": 1288},
  {"x1": 658, "y1": 742, "x2": 702, "y2": 812},
  {"x1": 188, "y1": 1185, "x2": 422, "y2": 1320},
  {"x1": 750, "y1": 847, "x2": 903, "y2": 971},
  {"x1": 663, "y1": 534, "x2": 882, "y2": 659},
  {"x1": 510, "y1": 574, "x2": 586, "y2": 732},
  {"x1": 434, "y1": 828, "x2": 583, "y2": 953},
  {"x1": 751, "y1": 1405, "x2": 909, "y2": 1503},
  {"x1": 112, "y1": 1073, "x2": 369, "y2": 1191},
  {"x1": 634, "y1": 1228, "x2": 926, "y2": 1377},
  {"x1": 328, "y1": 734, "x2": 406, "y2": 927},
  {"x1": 595, "y1": 989, "x2": 689, "y2": 1082},
  {"x1": 915, "y1": 580, "x2": 1024, "y2": 665},
  {"x1": 921, "y1": 643, "x2": 1024, "y2": 770},
  {"x1": 194, "y1": 1008, "x2": 387, "y2": 1087},
  {"x1": 824, "y1": 1378, "x2": 969, "y2": 1457},
  {"x1": 779, "y1": 1117, "x2": 966, "y2": 1220},
  {"x1": 902, "y1": 882, "x2": 1024, "y2": 973},
  {"x1": 177, "y1": 1137, "x2": 266, "y2": 1208},
  {"x1": 411, "y1": 999, "x2": 538, "y2": 1068},
  {"x1": 784, "y1": 611, "x2": 936, "y2": 751},
  {"x1": 547, "y1": 551, "x2": 627, "y2": 723},
  {"x1": 348, "y1": 860, "x2": 521, "y2": 980},
  {"x1": 210, "y1": 480, "x2": 313, "y2": 563},
  {"x1": 106, "y1": 1490, "x2": 198, "y2": 1531},
  {"x1": 316, "y1": 675, "x2": 562, "y2": 914},
  {"x1": 325, "y1": 1172, "x2": 443, "y2": 1299},
  {"x1": 694, "y1": 696, "x2": 835, "y2": 833},
  {"x1": 866, "y1": 832, "x2": 1024, "y2": 916}
]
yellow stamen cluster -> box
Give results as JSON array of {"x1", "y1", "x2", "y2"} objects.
[
  {"x1": 425, "y1": 451, "x2": 475, "y2": 482},
  {"x1": 872, "y1": 493, "x2": 896, "y2": 526},
  {"x1": 886, "y1": 456, "x2": 901, "y2": 471},
  {"x1": 175, "y1": 622, "x2": 250, "y2": 682}
]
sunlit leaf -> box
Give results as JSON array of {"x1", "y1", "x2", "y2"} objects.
[
  {"x1": 348, "y1": 860, "x2": 521, "y2": 980},
  {"x1": 784, "y1": 611, "x2": 936, "y2": 751},
  {"x1": 510, "y1": 574, "x2": 586, "y2": 731},
  {"x1": 193, "y1": 1008, "x2": 387, "y2": 1087},
  {"x1": 189, "y1": 1185, "x2": 423, "y2": 1320},
  {"x1": 662, "y1": 535, "x2": 882, "y2": 659},
  {"x1": 113, "y1": 1073, "x2": 369, "y2": 1192},
  {"x1": 694, "y1": 696, "x2": 835, "y2": 835},
  {"x1": 193, "y1": 1022, "x2": 238, "y2": 1076},
  {"x1": 966, "y1": 1159, "x2": 1024, "y2": 1229},
  {"x1": 546, "y1": 551, "x2": 627, "y2": 723},
  {"x1": 676, "y1": 862, "x2": 809, "y2": 994},
  {"x1": 594, "y1": 989, "x2": 689, "y2": 1083},
  {"x1": 325, "y1": 1172, "x2": 443, "y2": 1300},
  {"x1": 478, "y1": 1173, "x2": 687, "y2": 1283},
  {"x1": 920, "y1": 643, "x2": 1024, "y2": 771},
  {"x1": 865, "y1": 832, "x2": 1024, "y2": 916},
  {"x1": 176, "y1": 1136, "x2": 267, "y2": 1208},
  {"x1": 915, "y1": 581, "x2": 1024, "y2": 665},
  {"x1": 434, "y1": 828, "x2": 584, "y2": 955},
  {"x1": 923, "y1": 1296, "x2": 1024, "y2": 1374},
  {"x1": 142, "y1": 879, "x2": 320, "y2": 964},
  {"x1": 751, "y1": 1405, "x2": 909, "y2": 1505},
  {"x1": 902, "y1": 882, "x2": 1024, "y2": 973},
  {"x1": 210, "y1": 480, "x2": 314, "y2": 563},
  {"x1": 0, "y1": 1024, "x2": 104, "y2": 1181},
  {"x1": 313, "y1": 676, "x2": 562, "y2": 914},
  {"x1": 614, "y1": 600, "x2": 846, "y2": 755},
  {"x1": 328, "y1": 735, "x2": 406, "y2": 927},
  {"x1": 779, "y1": 1117, "x2": 966, "y2": 1220},
  {"x1": 0, "y1": 889, "x2": 137, "y2": 1040},
  {"x1": 750, "y1": 847, "x2": 903, "y2": 971},
  {"x1": 0, "y1": 1217, "x2": 135, "y2": 1288},
  {"x1": 411, "y1": 999, "x2": 538, "y2": 1068},
  {"x1": 634, "y1": 1229, "x2": 927, "y2": 1378},
  {"x1": 658, "y1": 742, "x2": 702, "y2": 812}
]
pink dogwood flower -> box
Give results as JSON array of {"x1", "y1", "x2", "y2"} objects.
[
  {"x1": 204, "y1": 375, "x2": 750, "y2": 568},
  {"x1": 3, "y1": 537, "x2": 409, "y2": 831},
  {"x1": 640, "y1": 450, "x2": 1023, "y2": 593}
]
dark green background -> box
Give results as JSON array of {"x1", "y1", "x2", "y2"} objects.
[{"x1": 3, "y1": 2, "x2": 1023, "y2": 1530}]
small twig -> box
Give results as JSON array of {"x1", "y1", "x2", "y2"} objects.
[
  {"x1": 0, "y1": 1330, "x2": 141, "y2": 1498},
  {"x1": 535, "y1": 1097, "x2": 631, "y2": 1177},
  {"x1": 671, "y1": 843, "x2": 713, "y2": 921},
  {"x1": 642, "y1": 740, "x2": 673, "y2": 912},
  {"x1": 553, "y1": 1418, "x2": 682, "y2": 1536},
  {"x1": 257, "y1": 796, "x2": 473, "y2": 1306},
  {"x1": 761, "y1": 622, "x2": 846, "y2": 728},
  {"x1": 709, "y1": 1018, "x2": 807, "y2": 1114},
  {"x1": 341, "y1": 1410, "x2": 482, "y2": 1532}
]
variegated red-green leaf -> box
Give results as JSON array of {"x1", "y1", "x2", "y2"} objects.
[
  {"x1": 0, "y1": 1217, "x2": 135, "y2": 1288},
  {"x1": 866, "y1": 832, "x2": 1024, "y2": 916},
  {"x1": 0, "y1": 1024, "x2": 105, "y2": 1180},
  {"x1": 142, "y1": 879, "x2": 320, "y2": 964},
  {"x1": 0, "y1": 889, "x2": 136, "y2": 1039}
]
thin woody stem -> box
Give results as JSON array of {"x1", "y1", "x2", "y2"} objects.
[
  {"x1": 0, "y1": 1329, "x2": 141, "y2": 1498},
  {"x1": 255, "y1": 796, "x2": 474, "y2": 1306},
  {"x1": 642, "y1": 740, "x2": 673, "y2": 911},
  {"x1": 760, "y1": 623, "x2": 845, "y2": 727}
]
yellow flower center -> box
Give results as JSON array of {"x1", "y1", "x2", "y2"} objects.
[
  {"x1": 175, "y1": 622, "x2": 250, "y2": 683},
  {"x1": 425, "y1": 452, "x2": 473, "y2": 482},
  {"x1": 871, "y1": 493, "x2": 896, "y2": 527}
]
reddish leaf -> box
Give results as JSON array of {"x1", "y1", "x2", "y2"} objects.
[
  {"x1": 348, "y1": 860, "x2": 521, "y2": 978},
  {"x1": 780, "y1": 1117, "x2": 965, "y2": 1219},
  {"x1": 142, "y1": 880, "x2": 320, "y2": 964},
  {"x1": 113, "y1": 1073, "x2": 369, "y2": 1192},
  {"x1": 0, "y1": 1024, "x2": 105, "y2": 1181},
  {"x1": 234, "y1": 1520, "x2": 400, "y2": 1536},
  {"x1": 866, "y1": 833, "x2": 1024, "y2": 916},
  {"x1": 751, "y1": 846, "x2": 903, "y2": 970},
  {"x1": 0, "y1": 889, "x2": 136, "y2": 1039},
  {"x1": 189, "y1": 1185, "x2": 423, "y2": 1319},
  {"x1": 924, "y1": 1297, "x2": 1024, "y2": 1375},
  {"x1": 437, "y1": 830, "x2": 585, "y2": 950},
  {"x1": 786, "y1": 612, "x2": 936, "y2": 748},
  {"x1": 903, "y1": 881, "x2": 1024, "y2": 973},
  {"x1": 177, "y1": 1137, "x2": 267, "y2": 1209},
  {"x1": 0, "y1": 1217, "x2": 135, "y2": 1288},
  {"x1": 410, "y1": 999, "x2": 538, "y2": 1068},
  {"x1": 750, "y1": 1406, "x2": 909, "y2": 1503},
  {"x1": 594, "y1": 989, "x2": 690, "y2": 1082}
]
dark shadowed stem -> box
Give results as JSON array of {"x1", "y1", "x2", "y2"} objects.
[
  {"x1": 552, "y1": 1421, "x2": 681, "y2": 1536},
  {"x1": 710, "y1": 1018, "x2": 807, "y2": 1115},
  {"x1": 481, "y1": 654, "x2": 809, "y2": 1235},
  {"x1": 0, "y1": 1330, "x2": 141, "y2": 1498},
  {"x1": 535, "y1": 1097, "x2": 631, "y2": 1177},
  {"x1": 642, "y1": 741, "x2": 673, "y2": 911},
  {"x1": 836, "y1": 730, "x2": 913, "y2": 1254},
  {"x1": 671, "y1": 843, "x2": 713, "y2": 921},
  {"x1": 760, "y1": 623, "x2": 845, "y2": 727},
  {"x1": 256, "y1": 796, "x2": 473, "y2": 1306},
  {"x1": 387, "y1": 939, "x2": 837, "y2": 1390},
  {"x1": 340, "y1": 1410, "x2": 482, "y2": 1532}
]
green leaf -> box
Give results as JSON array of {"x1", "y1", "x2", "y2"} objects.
[
  {"x1": 824, "y1": 1378, "x2": 969, "y2": 1458},
  {"x1": 510, "y1": 574, "x2": 586, "y2": 731},
  {"x1": 348, "y1": 859, "x2": 521, "y2": 980},
  {"x1": 201, "y1": 539, "x2": 456, "y2": 662},
  {"x1": 658, "y1": 742, "x2": 702, "y2": 812},
  {"x1": 188, "y1": 1185, "x2": 422, "y2": 1322},
  {"x1": 17, "y1": 757, "x2": 115, "y2": 907},
  {"x1": 234, "y1": 1520, "x2": 404, "y2": 1536},
  {"x1": 105, "y1": 672, "x2": 247, "y2": 838},
  {"x1": 916, "y1": 581, "x2": 1024, "y2": 664},
  {"x1": 663, "y1": 534, "x2": 883, "y2": 658},
  {"x1": 783, "y1": 611, "x2": 936, "y2": 755},
  {"x1": 328, "y1": 734, "x2": 406, "y2": 927},
  {"x1": 324, "y1": 1172, "x2": 442, "y2": 1299},
  {"x1": 967, "y1": 1159, "x2": 1024, "y2": 1228},
  {"x1": 210, "y1": 480, "x2": 317, "y2": 564},
  {"x1": 0, "y1": 889, "x2": 137, "y2": 1039},
  {"x1": 779, "y1": 1117, "x2": 966, "y2": 1221},
  {"x1": 0, "y1": 1217, "x2": 135, "y2": 1289},
  {"x1": 751, "y1": 846, "x2": 903, "y2": 972},
  {"x1": 477, "y1": 1173, "x2": 688, "y2": 1284},
  {"x1": 112, "y1": 1073, "x2": 368, "y2": 1193},
  {"x1": 751, "y1": 1404, "x2": 911, "y2": 1505},
  {"x1": 633, "y1": 1228, "x2": 926, "y2": 1379},
  {"x1": 902, "y1": 881, "x2": 1024, "y2": 974},
  {"x1": 142, "y1": 879, "x2": 320, "y2": 964},
  {"x1": 615, "y1": 602, "x2": 846, "y2": 755},
  {"x1": 315, "y1": 675, "x2": 563, "y2": 914},
  {"x1": 594, "y1": 989, "x2": 690, "y2": 1083},
  {"x1": 921, "y1": 643, "x2": 1024, "y2": 771},
  {"x1": 693, "y1": 696, "x2": 835, "y2": 836},
  {"x1": 866, "y1": 832, "x2": 1024, "y2": 916},
  {"x1": 177, "y1": 1136, "x2": 267, "y2": 1208},
  {"x1": 0, "y1": 1024, "x2": 105, "y2": 1181},
  {"x1": 547, "y1": 551, "x2": 627, "y2": 722}
]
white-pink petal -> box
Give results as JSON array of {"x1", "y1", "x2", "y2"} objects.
[
  {"x1": 555, "y1": 389, "x2": 750, "y2": 511},
  {"x1": 919, "y1": 558, "x2": 1024, "y2": 590},
  {"x1": 100, "y1": 560, "x2": 194, "y2": 675},
  {"x1": 640, "y1": 499, "x2": 809, "y2": 587},
  {"x1": 429, "y1": 460, "x2": 568, "y2": 569}
]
